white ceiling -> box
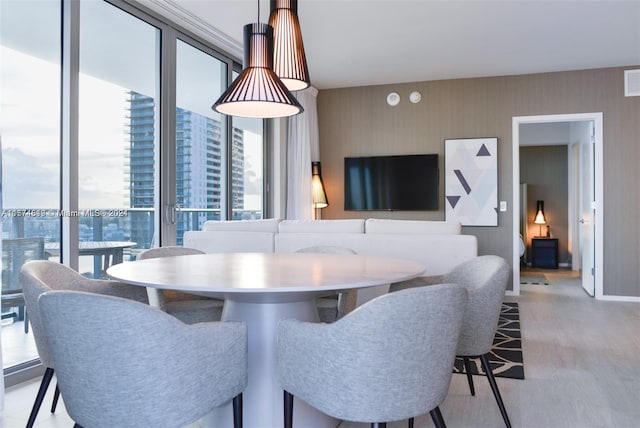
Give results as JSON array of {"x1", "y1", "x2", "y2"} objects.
[{"x1": 146, "y1": 0, "x2": 640, "y2": 90}]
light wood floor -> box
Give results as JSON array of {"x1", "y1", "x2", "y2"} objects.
[{"x1": 2, "y1": 269, "x2": 639, "y2": 428}]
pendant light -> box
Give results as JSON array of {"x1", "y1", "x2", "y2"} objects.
[
  {"x1": 269, "y1": 0, "x2": 310, "y2": 91},
  {"x1": 212, "y1": 2, "x2": 303, "y2": 118}
]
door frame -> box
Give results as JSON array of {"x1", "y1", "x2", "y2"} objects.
[{"x1": 511, "y1": 112, "x2": 603, "y2": 298}]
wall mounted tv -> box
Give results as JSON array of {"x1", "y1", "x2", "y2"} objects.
[{"x1": 344, "y1": 154, "x2": 439, "y2": 211}]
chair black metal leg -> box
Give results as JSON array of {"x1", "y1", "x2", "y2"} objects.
[
  {"x1": 24, "y1": 309, "x2": 29, "y2": 334},
  {"x1": 50, "y1": 383, "x2": 60, "y2": 413},
  {"x1": 479, "y1": 353, "x2": 512, "y2": 428},
  {"x1": 408, "y1": 416, "x2": 414, "y2": 428},
  {"x1": 232, "y1": 393, "x2": 243, "y2": 428},
  {"x1": 284, "y1": 391, "x2": 294, "y2": 428},
  {"x1": 430, "y1": 406, "x2": 447, "y2": 428},
  {"x1": 462, "y1": 356, "x2": 476, "y2": 396},
  {"x1": 27, "y1": 367, "x2": 55, "y2": 428}
]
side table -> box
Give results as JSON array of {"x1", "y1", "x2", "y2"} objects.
[{"x1": 531, "y1": 238, "x2": 558, "y2": 269}]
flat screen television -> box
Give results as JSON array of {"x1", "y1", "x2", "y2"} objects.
[{"x1": 344, "y1": 154, "x2": 439, "y2": 211}]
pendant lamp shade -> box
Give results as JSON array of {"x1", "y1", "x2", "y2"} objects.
[
  {"x1": 534, "y1": 200, "x2": 546, "y2": 224},
  {"x1": 212, "y1": 23, "x2": 303, "y2": 118},
  {"x1": 269, "y1": 0, "x2": 310, "y2": 91}
]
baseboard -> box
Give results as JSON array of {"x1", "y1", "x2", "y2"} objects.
[
  {"x1": 3, "y1": 360, "x2": 44, "y2": 388},
  {"x1": 598, "y1": 295, "x2": 640, "y2": 303}
]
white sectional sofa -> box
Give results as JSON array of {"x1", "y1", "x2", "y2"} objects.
[{"x1": 184, "y1": 218, "x2": 477, "y2": 303}]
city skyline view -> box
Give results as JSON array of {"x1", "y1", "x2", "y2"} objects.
[
  {"x1": 1, "y1": 46, "x2": 263, "y2": 212},
  {"x1": 0, "y1": 0, "x2": 266, "y2": 376}
]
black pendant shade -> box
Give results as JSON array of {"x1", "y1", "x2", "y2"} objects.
[
  {"x1": 212, "y1": 23, "x2": 303, "y2": 118},
  {"x1": 269, "y1": 0, "x2": 310, "y2": 91}
]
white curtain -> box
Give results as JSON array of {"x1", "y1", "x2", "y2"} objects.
[{"x1": 286, "y1": 86, "x2": 319, "y2": 220}]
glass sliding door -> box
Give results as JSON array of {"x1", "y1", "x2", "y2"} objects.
[
  {"x1": 0, "y1": 0, "x2": 268, "y2": 381},
  {"x1": 78, "y1": 1, "x2": 160, "y2": 271},
  {"x1": 0, "y1": 0, "x2": 61, "y2": 370},
  {"x1": 174, "y1": 39, "x2": 228, "y2": 244}
]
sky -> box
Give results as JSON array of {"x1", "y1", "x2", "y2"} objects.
[
  {"x1": 0, "y1": 46, "x2": 263, "y2": 210},
  {"x1": 1, "y1": 0, "x2": 262, "y2": 211}
]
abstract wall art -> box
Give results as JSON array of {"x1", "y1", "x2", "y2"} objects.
[{"x1": 445, "y1": 137, "x2": 498, "y2": 226}]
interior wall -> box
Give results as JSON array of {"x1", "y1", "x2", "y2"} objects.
[
  {"x1": 317, "y1": 66, "x2": 640, "y2": 297},
  {"x1": 520, "y1": 146, "x2": 569, "y2": 265}
]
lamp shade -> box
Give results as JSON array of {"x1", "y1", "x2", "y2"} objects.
[
  {"x1": 212, "y1": 23, "x2": 303, "y2": 118},
  {"x1": 534, "y1": 200, "x2": 546, "y2": 224},
  {"x1": 311, "y1": 161, "x2": 328, "y2": 208},
  {"x1": 269, "y1": 0, "x2": 310, "y2": 91}
]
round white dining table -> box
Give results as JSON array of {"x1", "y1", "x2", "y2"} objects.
[{"x1": 107, "y1": 252, "x2": 425, "y2": 428}]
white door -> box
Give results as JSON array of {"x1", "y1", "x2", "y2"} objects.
[{"x1": 576, "y1": 121, "x2": 595, "y2": 295}]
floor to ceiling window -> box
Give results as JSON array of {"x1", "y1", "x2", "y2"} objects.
[
  {"x1": 78, "y1": 0, "x2": 160, "y2": 268},
  {"x1": 174, "y1": 39, "x2": 227, "y2": 245},
  {"x1": 0, "y1": 0, "x2": 62, "y2": 373},
  {"x1": 1, "y1": 0, "x2": 266, "y2": 379},
  {"x1": 174, "y1": 42, "x2": 265, "y2": 245},
  {"x1": 231, "y1": 115, "x2": 264, "y2": 221}
]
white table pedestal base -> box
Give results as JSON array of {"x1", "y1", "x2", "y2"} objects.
[{"x1": 201, "y1": 299, "x2": 339, "y2": 428}]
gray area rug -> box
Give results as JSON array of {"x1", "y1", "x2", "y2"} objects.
[{"x1": 520, "y1": 274, "x2": 549, "y2": 285}]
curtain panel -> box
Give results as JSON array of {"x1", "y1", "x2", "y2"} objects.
[{"x1": 286, "y1": 87, "x2": 319, "y2": 220}]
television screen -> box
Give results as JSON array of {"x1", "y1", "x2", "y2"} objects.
[{"x1": 344, "y1": 154, "x2": 439, "y2": 211}]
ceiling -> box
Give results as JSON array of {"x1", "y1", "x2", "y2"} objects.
[{"x1": 146, "y1": 0, "x2": 640, "y2": 90}]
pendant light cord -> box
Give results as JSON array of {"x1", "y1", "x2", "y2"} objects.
[{"x1": 257, "y1": 0, "x2": 260, "y2": 24}]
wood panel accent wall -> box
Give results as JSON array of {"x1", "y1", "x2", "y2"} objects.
[{"x1": 317, "y1": 66, "x2": 640, "y2": 297}]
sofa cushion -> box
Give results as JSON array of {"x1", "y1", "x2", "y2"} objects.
[
  {"x1": 184, "y1": 231, "x2": 275, "y2": 253},
  {"x1": 201, "y1": 218, "x2": 281, "y2": 233},
  {"x1": 278, "y1": 219, "x2": 365, "y2": 234},
  {"x1": 275, "y1": 233, "x2": 476, "y2": 276},
  {"x1": 275, "y1": 233, "x2": 364, "y2": 254},
  {"x1": 364, "y1": 218, "x2": 461, "y2": 235}
]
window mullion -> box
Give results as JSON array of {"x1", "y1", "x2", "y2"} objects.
[
  {"x1": 60, "y1": 0, "x2": 80, "y2": 270},
  {"x1": 159, "y1": 26, "x2": 178, "y2": 246}
]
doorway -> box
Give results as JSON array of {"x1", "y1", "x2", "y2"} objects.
[{"x1": 512, "y1": 113, "x2": 603, "y2": 298}]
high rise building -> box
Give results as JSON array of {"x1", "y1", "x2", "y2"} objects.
[{"x1": 127, "y1": 91, "x2": 244, "y2": 247}]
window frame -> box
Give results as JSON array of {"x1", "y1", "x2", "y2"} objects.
[
  {"x1": 111, "y1": 0, "x2": 269, "y2": 245},
  {"x1": 3, "y1": 0, "x2": 268, "y2": 385}
]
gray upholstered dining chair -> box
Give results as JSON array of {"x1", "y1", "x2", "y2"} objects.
[
  {"x1": 391, "y1": 255, "x2": 512, "y2": 428},
  {"x1": 278, "y1": 283, "x2": 468, "y2": 428},
  {"x1": 137, "y1": 246, "x2": 224, "y2": 323},
  {"x1": 294, "y1": 245, "x2": 358, "y2": 322},
  {"x1": 38, "y1": 290, "x2": 248, "y2": 428},
  {"x1": 21, "y1": 260, "x2": 149, "y2": 428}
]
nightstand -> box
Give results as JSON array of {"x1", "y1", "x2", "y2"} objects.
[{"x1": 531, "y1": 238, "x2": 559, "y2": 269}]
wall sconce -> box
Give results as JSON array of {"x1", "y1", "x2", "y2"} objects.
[
  {"x1": 311, "y1": 161, "x2": 328, "y2": 219},
  {"x1": 534, "y1": 200, "x2": 547, "y2": 237}
]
